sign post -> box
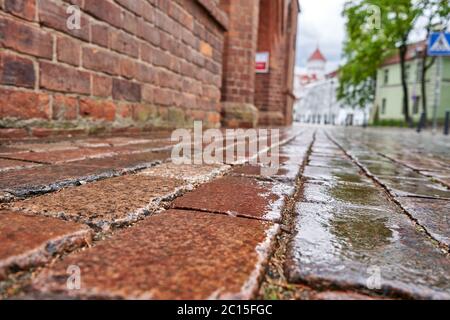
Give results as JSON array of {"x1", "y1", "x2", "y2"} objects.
[{"x1": 427, "y1": 32, "x2": 450, "y2": 133}]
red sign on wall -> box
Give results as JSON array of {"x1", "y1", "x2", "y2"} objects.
[{"x1": 255, "y1": 52, "x2": 270, "y2": 73}]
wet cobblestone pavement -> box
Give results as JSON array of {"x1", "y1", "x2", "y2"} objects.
[{"x1": 0, "y1": 126, "x2": 449, "y2": 300}]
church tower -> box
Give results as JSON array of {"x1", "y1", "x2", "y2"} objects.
[{"x1": 306, "y1": 47, "x2": 327, "y2": 80}]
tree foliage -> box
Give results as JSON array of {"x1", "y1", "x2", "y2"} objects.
[{"x1": 338, "y1": 0, "x2": 449, "y2": 122}]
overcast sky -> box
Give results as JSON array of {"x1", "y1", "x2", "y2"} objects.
[{"x1": 295, "y1": 0, "x2": 347, "y2": 73}]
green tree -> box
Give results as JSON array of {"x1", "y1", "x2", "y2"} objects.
[
  {"x1": 339, "y1": 0, "x2": 421, "y2": 124},
  {"x1": 417, "y1": 0, "x2": 450, "y2": 122}
]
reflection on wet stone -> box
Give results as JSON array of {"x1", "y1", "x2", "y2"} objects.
[{"x1": 286, "y1": 203, "x2": 450, "y2": 299}]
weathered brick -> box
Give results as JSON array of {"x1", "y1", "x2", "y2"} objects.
[
  {"x1": 114, "y1": 0, "x2": 143, "y2": 16},
  {"x1": 84, "y1": 0, "x2": 122, "y2": 28},
  {"x1": 40, "y1": 62, "x2": 90, "y2": 94},
  {"x1": 119, "y1": 57, "x2": 137, "y2": 79},
  {"x1": 31, "y1": 210, "x2": 278, "y2": 299},
  {"x1": 82, "y1": 47, "x2": 120, "y2": 75},
  {"x1": 57, "y1": 36, "x2": 81, "y2": 66},
  {"x1": 173, "y1": 176, "x2": 291, "y2": 221},
  {"x1": 0, "y1": 51, "x2": 35, "y2": 88},
  {"x1": 4, "y1": 147, "x2": 115, "y2": 164},
  {"x1": 112, "y1": 79, "x2": 141, "y2": 102},
  {"x1": 0, "y1": 210, "x2": 92, "y2": 280},
  {"x1": 0, "y1": 161, "x2": 132, "y2": 198},
  {"x1": 0, "y1": 158, "x2": 35, "y2": 172},
  {"x1": 135, "y1": 62, "x2": 158, "y2": 84},
  {"x1": 137, "y1": 20, "x2": 160, "y2": 46},
  {"x1": 79, "y1": 98, "x2": 116, "y2": 121},
  {"x1": 0, "y1": 16, "x2": 53, "y2": 59},
  {"x1": 110, "y1": 30, "x2": 139, "y2": 58},
  {"x1": 0, "y1": 88, "x2": 51, "y2": 119},
  {"x1": 122, "y1": 9, "x2": 138, "y2": 35},
  {"x1": 52, "y1": 95, "x2": 78, "y2": 121},
  {"x1": 38, "y1": 0, "x2": 89, "y2": 41},
  {"x1": 14, "y1": 175, "x2": 186, "y2": 228},
  {"x1": 4, "y1": 0, "x2": 36, "y2": 21},
  {"x1": 92, "y1": 74, "x2": 112, "y2": 98},
  {"x1": 90, "y1": 23, "x2": 110, "y2": 48},
  {"x1": 0, "y1": 128, "x2": 29, "y2": 139}
]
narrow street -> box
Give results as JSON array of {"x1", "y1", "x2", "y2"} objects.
[{"x1": 1, "y1": 126, "x2": 448, "y2": 300}]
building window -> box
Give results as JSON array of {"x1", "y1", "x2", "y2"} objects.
[
  {"x1": 383, "y1": 69, "x2": 389, "y2": 85},
  {"x1": 381, "y1": 98, "x2": 387, "y2": 114}
]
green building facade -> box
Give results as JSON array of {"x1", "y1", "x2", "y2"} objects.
[{"x1": 374, "y1": 45, "x2": 450, "y2": 124}]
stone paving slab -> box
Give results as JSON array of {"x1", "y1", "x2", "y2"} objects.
[
  {"x1": 31, "y1": 210, "x2": 279, "y2": 300},
  {"x1": 11, "y1": 175, "x2": 186, "y2": 230},
  {"x1": 396, "y1": 197, "x2": 450, "y2": 247},
  {"x1": 302, "y1": 181, "x2": 390, "y2": 208},
  {"x1": 9, "y1": 141, "x2": 79, "y2": 153},
  {"x1": 303, "y1": 165, "x2": 371, "y2": 184},
  {"x1": 360, "y1": 160, "x2": 422, "y2": 178},
  {"x1": 0, "y1": 150, "x2": 177, "y2": 201},
  {"x1": 139, "y1": 163, "x2": 230, "y2": 184},
  {"x1": 172, "y1": 176, "x2": 292, "y2": 221},
  {"x1": 0, "y1": 210, "x2": 92, "y2": 280},
  {"x1": 4, "y1": 148, "x2": 117, "y2": 164},
  {"x1": 0, "y1": 158, "x2": 37, "y2": 172},
  {"x1": 308, "y1": 157, "x2": 355, "y2": 170},
  {"x1": 0, "y1": 164, "x2": 117, "y2": 200},
  {"x1": 230, "y1": 150, "x2": 308, "y2": 182},
  {"x1": 376, "y1": 176, "x2": 450, "y2": 199},
  {"x1": 66, "y1": 151, "x2": 171, "y2": 172},
  {"x1": 313, "y1": 291, "x2": 380, "y2": 300},
  {"x1": 286, "y1": 202, "x2": 450, "y2": 299}
]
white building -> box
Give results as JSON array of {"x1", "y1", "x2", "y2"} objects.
[{"x1": 294, "y1": 47, "x2": 370, "y2": 126}]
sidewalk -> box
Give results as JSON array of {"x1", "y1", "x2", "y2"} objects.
[{"x1": 0, "y1": 126, "x2": 449, "y2": 299}]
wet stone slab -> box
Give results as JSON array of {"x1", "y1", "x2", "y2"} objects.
[
  {"x1": 31, "y1": 210, "x2": 279, "y2": 300},
  {"x1": 359, "y1": 161, "x2": 422, "y2": 178},
  {"x1": 0, "y1": 158, "x2": 37, "y2": 172},
  {"x1": 377, "y1": 177, "x2": 450, "y2": 199},
  {"x1": 5, "y1": 148, "x2": 117, "y2": 164},
  {"x1": 396, "y1": 197, "x2": 450, "y2": 247},
  {"x1": 172, "y1": 176, "x2": 292, "y2": 221},
  {"x1": 0, "y1": 164, "x2": 117, "y2": 199},
  {"x1": 139, "y1": 163, "x2": 230, "y2": 184},
  {"x1": 303, "y1": 165, "x2": 371, "y2": 184},
  {"x1": 68, "y1": 151, "x2": 171, "y2": 172},
  {"x1": 12, "y1": 175, "x2": 186, "y2": 230},
  {"x1": 308, "y1": 157, "x2": 355, "y2": 170},
  {"x1": 313, "y1": 291, "x2": 379, "y2": 300},
  {"x1": 231, "y1": 150, "x2": 307, "y2": 182},
  {"x1": 10, "y1": 141, "x2": 79, "y2": 153},
  {"x1": 0, "y1": 210, "x2": 92, "y2": 280},
  {"x1": 303, "y1": 181, "x2": 390, "y2": 208},
  {"x1": 286, "y1": 202, "x2": 450, "y2": 299}
]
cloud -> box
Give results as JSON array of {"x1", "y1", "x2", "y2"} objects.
[{"x1": 295, "y1": 0, "x2": 347, "y2": 72}]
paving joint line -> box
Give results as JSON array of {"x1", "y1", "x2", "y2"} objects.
[
  {"x1": 378, "y1": 152, "x2": 450, "y2": 192},
  {"x1": 257, "y1": 130, "x2": 318, "y2": 300},
  {"x1": 325, "y1": 130, "x2": 450, "y2": 255}
]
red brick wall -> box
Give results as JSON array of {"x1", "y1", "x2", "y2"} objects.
[
  {"x1": 0, "y1": 0, "x2": 227, "y2": 137},
  {"x1": 255, "y1": 0, "x2": 298, "y2": 126},
  {"x1": 220, "y1": 0, "x2": 259, "y2": 104}
]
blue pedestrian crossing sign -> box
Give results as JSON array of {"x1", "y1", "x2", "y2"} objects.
[{"x1": 428, "y1": 32, "x2": 450, "y2": 56}]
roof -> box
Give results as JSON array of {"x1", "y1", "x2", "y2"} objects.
[
  {"x1": 308, "y1": 48, "x2": 327, "y2": 62},
  {"x1": 326, "y1": 70, "x2": 339, "y2": 79},
  {"x1": 381, "y1": 41, "x2": 427, "y2": 67}
]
